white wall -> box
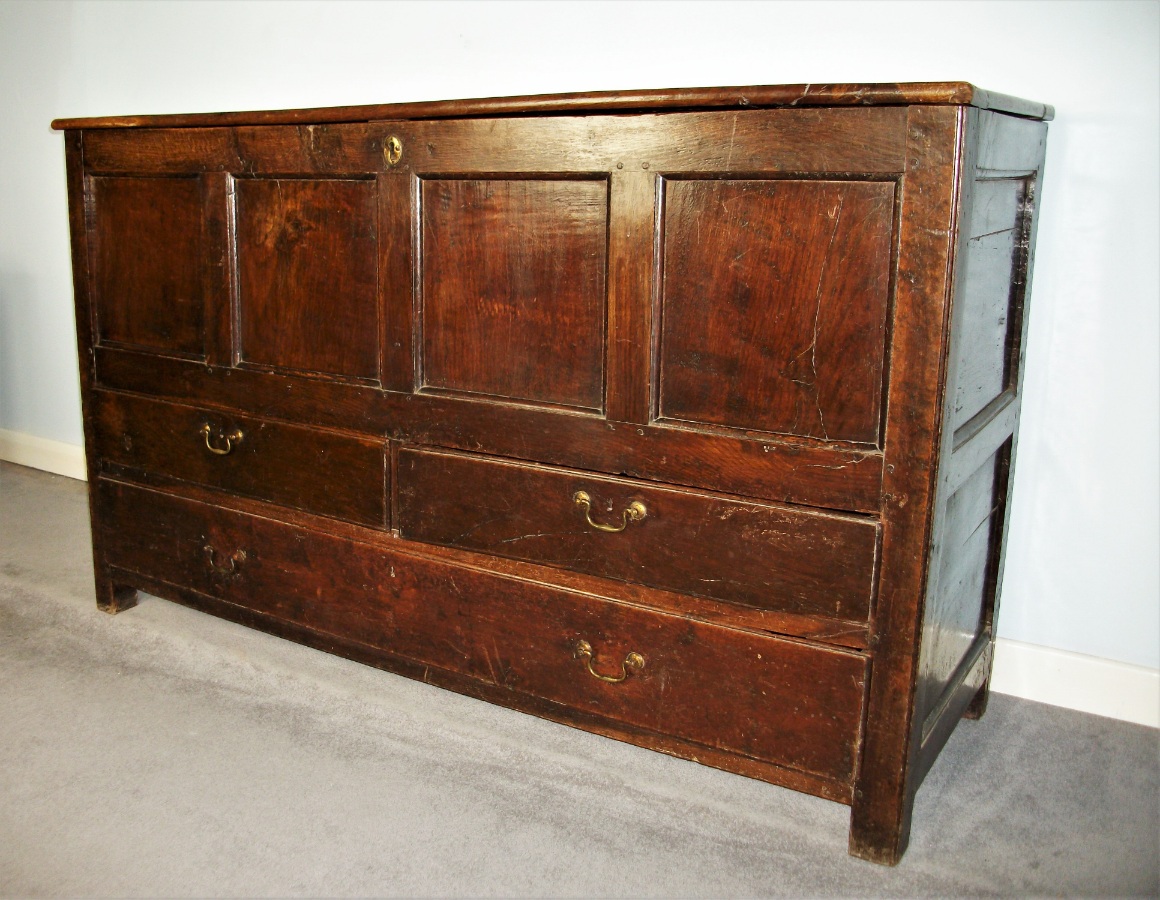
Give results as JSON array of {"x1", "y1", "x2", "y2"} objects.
[{"x1": 1, "y1": 2, "x2": 1157, "y2": 679}]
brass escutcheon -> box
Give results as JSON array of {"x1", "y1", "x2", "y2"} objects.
[
  {"x1": 203, "y1": 544, "x2": 246, "y2": 577},
  {"x1": 385, "y1": 135, "x2": 403, "y2": 166},
  {"x1": 201, "y1": 423, "x2": 244, "y2": 456},
  {"x1": 573, "y1": 490, "x2": 647, "y2": 533},
  {"x1": 574, "y1": 639, "x2": 645, "y2": 684}
]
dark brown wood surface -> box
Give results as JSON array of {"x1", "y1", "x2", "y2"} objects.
[
  {"x1": 658, "y1": 178, "x2": 895, "y2": 443},
  {"x1": 66, "y1": 133, "x2": 139, "y2": 613},
  {"x1": 100, "y1": 477, "x2": 868, "y2": 783},
  {"x1": 397, "y1": 448, "x2": 878, "y2": 620},
  {"x1": 234, "y1": 177, "x2": 379, "y2": 380},
  {"x1": 77, "y1": 109, "x2": 908, "y2": 177},
  {"x1": 847, "y1": 105, "x2": 965, "y2": 865},
  {"x1": 89, "y1": 175, "x2": 207, "y2": 357},
  {"x1": 95, "y1": 346, "x2": 885, "y2": 513},
  {"x1": 377, "y1": 172, "x2": 415, "y2": 392},
  {"x1": 420, "y1": 178, "x2": 608, "y2": 409},
  {"x1": 103, "y1": 466, "x2": 871, "y2": 648},
  {"x1": 59, "y1": 86, "x2": 1050, "y2": 866},
  {"x1": 92, "y1": 390, "x2": 386, "y2": 527},
  {"x1": 107, "y1": 562, "x2": 856, "y2": 803},
  {"x1": 52, "y1": 82, "x2": 1052, "y2": 131}
]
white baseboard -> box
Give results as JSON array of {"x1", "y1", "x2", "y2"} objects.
[
  {"x1": 0, "y1": 430, "x2": 1155, "y2": 728},
  {"x1": 992, "y1": 637, "x2": 1159, "y2": 727},
  {"x1": 0, "y1": 429, "x2": 87, "y2": 481}
]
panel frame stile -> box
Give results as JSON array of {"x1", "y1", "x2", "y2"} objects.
[
  {"x1": 377, "y1": 170, "x2": 415, "y2": 394},
  {"x1": 606, "y1": 168, "x2": 656, "y2": 425},
  {"x1": 67, "y1": 131, "x2": 138, "y2": 613},
  {"x1": 849, "y1": 105, "x2": 966, "y2": 865}
]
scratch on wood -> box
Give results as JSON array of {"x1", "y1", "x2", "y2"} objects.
[{"x1": 792, "y1": 194, "x2": 844, "y2": 439}]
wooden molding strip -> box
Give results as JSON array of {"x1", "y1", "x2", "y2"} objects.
[{"x1": 51, "y1": 82, "x2": 1053, "y2": 131}]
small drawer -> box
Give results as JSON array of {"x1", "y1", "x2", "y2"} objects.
[
  {"x1": 98, "y1": 477, "x2": 475, "y2": 677},
  {"x1": 92, "y1": 391, "x2": 385, "y2": 527},
  {"x1": 397, "y1": 448, "x2": 878, "y2": 621},
  {"x1": 98, "y1": 478, "x2": 868, "y2": 783}
]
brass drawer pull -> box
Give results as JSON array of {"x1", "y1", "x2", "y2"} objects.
[
  {"x1": 203, "y1": 544, "x2": 246, "y2": 576},
  {"x1": 201, "y1": 423, "x2": 244, "y2": 456},
  {"x1": 573, "y1": 491, "x2": 647, "y2": 533},
  {"x1": 574, "y1": 639, "x2": 645, "y2": 684}
]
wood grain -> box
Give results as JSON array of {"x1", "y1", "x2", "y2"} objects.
[
  {"x1": 89, "y1": 175, "x2": 207, "y2": 357},
  {"x1": 911, "y1": 109, "x2": 1049, "y2": 787},
  {"x1": 52, "y1": 82, "x2": 1052, "y2": 130},
  {"x1": 95, "y1": 346, "x2": 885, "y2": 513},
  {"x1": 235, "y1": 177, "x2": 379, "y2": 380},
  {"x1": 103, "y1": 468, "x2": 871, "y2": 648},
  {"x1": 92, "y1": 390, "x2": 386, "y2": 527},
  {"x1": 915, "y1": 447, "x2": 1004, "y2": 728},
  {"x1": 848, "y1": 106, "x2": 963, "y2": 865},
  {"x1": 77, "y1": 108, "x2": 908, "y2": 177},
  {"x1": 658, "y1": 178, "x2": 895, "y2": 443},
  {"x1": 59, "y1": 88, "x2": 1051, "y2": 866},
  {"x1": 605, "y1": 170, "x2": 656, "y2": 424},
  {"x1": 419, "y1": 178, "x2": 608, "y2": 409},
  {"x1": 397, "y1": 448, "x2": 879, "y2": 620},
  {"x1": 99, "y1": 477, "x2": 868, "y2": 783},
  {"x1": 107, "y1": 561, "x2": 857, "y2": 802},
  {"x1": 950, "y1": 176, "x2": 1029, "y2": 431},
  {"x1": 377, "y1": 172, "x2": 414, "y2": 392}
]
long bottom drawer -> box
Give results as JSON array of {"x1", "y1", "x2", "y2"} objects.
[{"x1": 97, "y1": 478, "x2": 869, "y2": 785}]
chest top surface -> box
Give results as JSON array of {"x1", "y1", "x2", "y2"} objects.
[{"x1": 51, "y1": 81, "x2": 1053, "y2": 130}]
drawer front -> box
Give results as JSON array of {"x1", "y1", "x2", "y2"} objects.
[
  {"x1": 99, "y1": 479, "x2": 868, "y2": 783},
  {"x1": 463, "y1": 575, "x2": 869, "y2": 782},
  {"x1": 397, "y1": 448, "x2": 878, "y2": 621},
  {"x1": 98, "y1": 478, "x2": 474, "y2": 677},
  {"x1": 92, "y1": 391, "x2": 386, "y2": 527}
]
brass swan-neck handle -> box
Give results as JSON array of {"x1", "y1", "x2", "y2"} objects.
[
  {"x1": 574, "y1": 640, "x2": 645, "y2": 684},
  {"x1": 573, "y1": 491, "x2": 647, "y2": 533}
]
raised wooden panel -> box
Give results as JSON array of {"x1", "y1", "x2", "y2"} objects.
[
  {"x1": 419, "y1": 178, "x2": 608, "y2": 411},
  {"x1": 916, "y1": 441, "x2": 1009, "y2": 733},
  {"x1": 235, "y1": 178, "x2": 378, "y2": 380},
  {"x1": 951, "y1": 177, "x2": 1029, "y2": 432},
  {"x1": 89, "y1": 175, "x2": 206, "y2": 357},
  {"x1": 657, "y1": 179, "x2": 895, "y2": 444}
]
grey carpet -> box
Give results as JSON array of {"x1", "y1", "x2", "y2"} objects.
[{"x1": 0, "y1": 460, "x2": 1156, "y2": 897}]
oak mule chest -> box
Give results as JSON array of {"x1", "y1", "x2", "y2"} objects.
[{"x1": 54, "y1": 83, "x2": 1050, "y2": 864}]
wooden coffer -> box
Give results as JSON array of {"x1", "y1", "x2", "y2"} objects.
[{"x1": 54, "y1": 83, "x2": 1050, "y2": 864}]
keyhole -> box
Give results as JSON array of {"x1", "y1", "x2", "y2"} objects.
[{"x1": 385, "y1": 136, "x2": 403, "y2": 166}]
